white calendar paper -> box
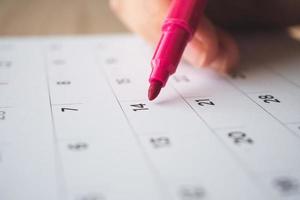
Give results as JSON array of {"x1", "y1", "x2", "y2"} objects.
[{"x1": 0, "y1": 32, "x2": 300, "y2": 200}]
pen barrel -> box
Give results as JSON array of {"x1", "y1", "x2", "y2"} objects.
[
  {"x1": 149, "y1": 0, "x2": 207, "y2": 86},
  {"x1": 150, "y1": 25, "x2": 190, "y2": 86},
  {"x1": 166, "y1": 0, "x2": 206, "y2": 36}
]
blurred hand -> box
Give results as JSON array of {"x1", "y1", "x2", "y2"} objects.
[{"x1": 110, "y1": 0, "x2": 300, "y2": 73}]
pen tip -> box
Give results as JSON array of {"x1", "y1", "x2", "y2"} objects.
[{"x1": 148, "y1": 80, "x2": 163, "y2": 101}]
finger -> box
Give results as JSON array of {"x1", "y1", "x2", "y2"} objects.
[
  {"x1": 183, "y1": 20, "x2": 239, "y2": 73},
  {"x1": 183, "y1": 16, "x2": 219, "y2": 67},
  {"x1": 110, "y1": 0, "x2": 240, "y2": 74},
  {"x1": 210, "y1": 28, "x2": 239, "y2": 74}
]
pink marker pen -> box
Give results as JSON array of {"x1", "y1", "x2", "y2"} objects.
[{"x1": 148, "y1": 0, "x2": 207, "y2": 100}]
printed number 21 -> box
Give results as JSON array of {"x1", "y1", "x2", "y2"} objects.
[{"x1": 195, "y1": 99, "x2": 215, "y2": 106}]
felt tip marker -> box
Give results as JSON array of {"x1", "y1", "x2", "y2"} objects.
[{"x1": 148, "y1": 0, "x2": 207, "y2": 101}]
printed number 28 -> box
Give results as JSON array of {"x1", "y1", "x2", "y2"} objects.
[{"x1": 258, "y1": 95, "x2": 280, "y2": 103}]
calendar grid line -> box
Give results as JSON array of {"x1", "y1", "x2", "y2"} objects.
[
  {"x1": 0, "y1": 106, "x2": 12, "y2": 108},
  {"x1": 43, "y1": 44, "x2": 69, "y2": 200},
  {"x1": 3, "y1": 35, "x2": 299, "y2": 200},
  {"x1": 170, "y1": 83, "x2": 273, "y2": 200},
  {"x1": 225, "y1": 77, "x2": 300, "y2": 140},
  {"x1": 51, "y1": 103, "x2": 83, "y2": 106},
  {"x1": 97, "y1": 55, "x2": 172, "y2": 200},
  {"x1": 265, "y1": 66, "x2": 300, "y2": 89}
]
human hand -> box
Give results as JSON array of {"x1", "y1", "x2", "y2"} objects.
[
  {"x1": 109, "y1": 0, "x2": 238, "y2": 73},
  {"x1": 110, "y1": 0, "x2": 300, "y2": 73}
]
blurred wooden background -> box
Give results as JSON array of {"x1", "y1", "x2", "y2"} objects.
[
  {"x1": 0, "y1": 0, "x2": 299, "y2": 39},
  {"x1": 0, "y1": 0, "x2": 127, "y2": 36}
]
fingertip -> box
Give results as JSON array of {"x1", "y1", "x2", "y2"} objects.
[
  {"x1": 183, "y1": 17, "x2": 221, "y2": 68},
  {"x1": 194, "y1": 17, "x2": 220, "y2": 66},
  {"x1": 109, "y1": 0, "x2": 120, "y2": 14},
  {"x1": 183, "y1": 35, "x2": 219, "y2": 68},
  {"x1": 208, "y1": 28, "x2": 240, "y2": 74},
  {"x1": 220, "y1": 31, "x2": 240, "y2": 73},
  {"x1": 183, "y1": 41, "x2": 207, "y2": 68}
]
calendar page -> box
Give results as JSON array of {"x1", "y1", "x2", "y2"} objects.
[{"x1": 0, "y1": 32, "x2": 300, "y2": 200}]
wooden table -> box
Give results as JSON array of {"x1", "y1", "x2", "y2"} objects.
[
  {"x1": 0, "y1": 0, "x2": 127, "y2": 36},
  {"x1": 0, "y1": 0, "x2": 299, "y2": 39}
]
